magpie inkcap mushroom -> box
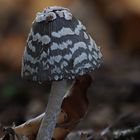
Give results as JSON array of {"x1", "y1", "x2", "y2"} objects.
[
  {"x1": 21, "y1": 6, "x2": 102, "y2": 82},
  {"x1": 21, "y1": 6, "x2": 102, "y2": 140}
]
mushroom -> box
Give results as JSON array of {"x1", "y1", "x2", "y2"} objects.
[{"x1": 21, "y1": 6, "x2": 102, "y2": 140}]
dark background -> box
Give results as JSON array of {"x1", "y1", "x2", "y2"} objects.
[{"x1": 0, "y1": 0, "x2": 140, "y2": 133}]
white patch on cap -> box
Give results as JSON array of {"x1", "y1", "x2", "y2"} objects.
[
  {"x1": 93, "y1": 51, "x2": 99, "y2": 60},
  {"x1": 84, "y1": 32, "x2": 88, "y2": 39},
  {"x1": 47, "y1": 58, "x2": 54, "y2": 65},
  {"x1": 56, "y1": 10, "x2": 64, "y2": 18},
  {"x1": 32, "y1": 33, "x2": 41, "y2": 41},
  {"x1": 52, "y1": 27, "x2": 74, "y2": 38},
  {"x1": 70, "y1": 42, "x2": 87, "y2": 53},
  {"x1": 35, "y1": 6, "x2": 71, "y2": 23},
  {"x1": 23, "y1": 49, "x2": 37, "y2": 64},
  {"x1": 40, "y1": 51, "x2": 48, "y2": 61},
  {"x1": 78, "y1": 20, "x2": 86, "y2": 30},
  {"x1": 98, "y1": 51, "x2": 103, "y2": 59},
  {"x1": 79, "y1": 70, "x2": 84, "y2": 75},
  {"x1": 95, "y1": 46, "x2": 102, "y2": 59},
  {"x1": 62, "y1": 10, "x2": 72, "y2": 20},
  {"x1": 48, "y1": 6, "x2": 69, "y2": 11},
  {"x1": 74, "y1": 20, "x2": 86, "y2": 35},
  {"x1": 88, "y1": 42, "x2": 102, "y2": 60},
  {"x1": 51, "y1": 66, "x2": 61, "y2": 74},
  {"x1": 51, "y1": 40, "x2": 72, "y2": 51},
  {"x1": 75, "y1": 67, "x2": 81, "y2": 74},
  {"x1": 74, "y1": 28, "x2": 80, "y2": 35},
  {"x1": 89, "y1": 35, "x2": 99, "y2": 52},
  {"x1": 52, "y1": 20, "x2": 86, "y2": 38},
  {"x1": 54, "y1": 75, "x2": 59, "y2": 80},
  {"x1": 24, "y1": 65, "x2": 38, "y2": 74},
  {"x1": 42, "y1": 62, "x2": 49, "y2": 68},
  {"x1": 51, "y1": 43, "x2": 60, "y2": 51},
  {"x1": 28, "y1": 41, "x2": 36, "y2": 52},
  {"x1": 49, "y1": 6, "x2": 72, "y2": 20},
  {"x1": 93, "y1": 61, "x2": 97, "y2": 65},
  {"x1": 60, "y1": 75, "x2": 63, "y2": 79},
  {"x1": 51, "y1": 55, "x2": 62, "y2": 63},
  {"x1": 40, "y1": 35, "x2": 51, "y2": 45},
  {"x1": 67, "y1": 76, "x2": 71, "y2": 79},
  {"x1": 88, "y1": 54, "x2": 93, "y2": 61},
  {"x1": 35, "y1": 11, "x2": 57, "y2": 22},
  {"x1": 61, "y1": 61, "x2": 68, "y2": 69},
  {"x1": 31, "y1": 32, "x2": 51, "y2": 45},
  {"x1": 84, "y1": 63, "x2": 92, "y2": 68},
  {"x1": 75, "y1": 67, "x2": 86, "y2": 75},
  {"x1": 74, "y1": 52, "x2": 88, "y2": 66},
  {"x1": 47, "y1": 12, "x2": 57, "y2": 20},
  {"x1": 88, "y1": 36, "x2": 96, "y2": 51},
  {"x1": 88, "y1": 44, "x2": 93, "y2": 52},
  {"x1": 59, "y1": 40, "x2": 72, "y2": 49},
  {"x1": 63, "y1": 53, "x2": 72, "y2": 60},
  {"x1": 35, "y1": 12, "x2": 45, "y2": 22},
  {"x1": 92, "y1": 51, "x2": 99, "y2": 60}
]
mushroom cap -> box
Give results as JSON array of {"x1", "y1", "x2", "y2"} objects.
[{"x1": 21, "y1": 6, "x2": 102, "y2": 82}]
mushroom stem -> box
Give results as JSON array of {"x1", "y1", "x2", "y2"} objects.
[{"x1": 36, "y1": 80, "x2": 67, "y2": 140}]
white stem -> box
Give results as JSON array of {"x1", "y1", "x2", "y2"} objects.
[{"x1": 36, "y1": 80, "x2": 67, "y2": 140}]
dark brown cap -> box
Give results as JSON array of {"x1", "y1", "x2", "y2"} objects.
[{"x1": 21, "y1": 6, "x2": 102, "y2": 82}]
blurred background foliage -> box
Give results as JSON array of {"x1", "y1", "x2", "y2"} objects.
[{"x1": 0, "y1": 0, "x2": 140, "y2": 133}]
